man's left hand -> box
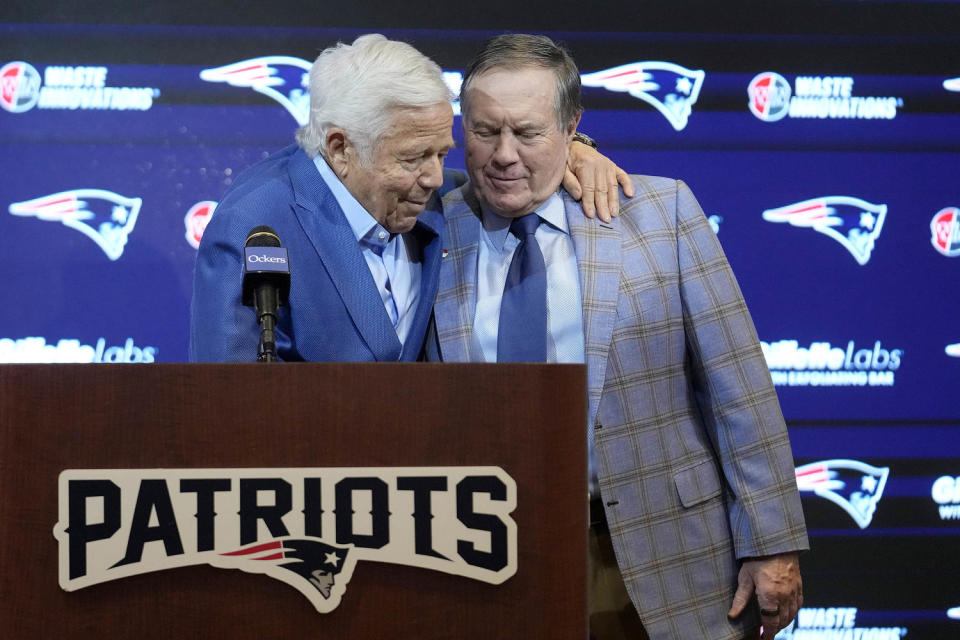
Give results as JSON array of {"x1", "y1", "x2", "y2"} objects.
[
  {"x1": 728, "y1": 551, "x2": 803, "y2": 640},
  {"x1": 562, "y1": 141, "x2": 634, "y2": 223}
]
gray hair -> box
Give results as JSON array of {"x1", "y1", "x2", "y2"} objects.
[
  {"x1": 460, "y1": 33, "x2": 583, "y2": 131},
  {"x1": 295, "y1": 34, "x2": 453, "y2": 163}
]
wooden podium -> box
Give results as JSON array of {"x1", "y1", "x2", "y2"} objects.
[{"x1": 0, "y1": 363, "x2": 587, "y2": 639}]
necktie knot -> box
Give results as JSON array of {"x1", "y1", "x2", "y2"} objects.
[{"x1": 510, "y1": 213, "x2": 541, "y2": 240}]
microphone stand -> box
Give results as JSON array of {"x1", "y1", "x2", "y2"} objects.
[{"x1": 255, "y1": 286, "x2": 280, "y2": 362}]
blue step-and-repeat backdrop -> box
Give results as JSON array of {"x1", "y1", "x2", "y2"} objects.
[{"x1": 2, "y1": 2, "x2": 958, "y2": 637}]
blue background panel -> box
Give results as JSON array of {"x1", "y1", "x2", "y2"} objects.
[{"x1": 2, "y1": 3, "x2": 959, "y2": 636}]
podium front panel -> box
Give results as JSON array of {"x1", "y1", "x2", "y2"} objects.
[{"x1": 0, "y1": 363, "x2": 587, "y2": 639}]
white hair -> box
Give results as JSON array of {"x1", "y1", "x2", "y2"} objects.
[{"x1": 295, "y1": 34, "x2": 453, "y2": 163}]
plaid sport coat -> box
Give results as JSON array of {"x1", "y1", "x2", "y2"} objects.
[{"x1": 431, "y1": 178, "x2": 809, "y2": 640}]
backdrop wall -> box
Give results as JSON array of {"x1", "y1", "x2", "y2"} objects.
[{"x1": 2, "y1": 2, "x2": 958, "y2": 637}]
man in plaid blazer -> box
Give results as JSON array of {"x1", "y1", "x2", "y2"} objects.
[{"x1": 428, "y1": 35, "x2": 808, "y2": 639}]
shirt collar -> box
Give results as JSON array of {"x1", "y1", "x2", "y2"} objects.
[
  {"x1": 480, "y1": 191, "x2": 568, "y2": 252},
  {"x1": 313, "y1": 154, "x2": 391, "y2": 249}
]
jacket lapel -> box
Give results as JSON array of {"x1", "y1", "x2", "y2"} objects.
[
  {"x1": 564, "y1": 191, "x2": 621, "y2": 428},
  {"x1": 434, "y1": 185, "x2": 484, "y2": 362},
  {"x1": 288, "y1": 150, "x2": 402, "y2": 361},
  {"x1": 399, "y1": 206, "x2": 443, "y2": 361}
]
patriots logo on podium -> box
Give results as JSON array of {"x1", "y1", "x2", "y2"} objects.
[
  {"x1": 581, "y1": 61, "x2": 704, "y2": 131},
  {"x1": 9, "y1": 189, "x2": 142, "y2": 261},
  {"x1": 215, "y1": 537, "x2": 356, "y2": 613},
  {"x1": 795, "y1": 459, "x2": 889, "y2": 529},
  {"x1": 762, "y1": 196, "x2": 887, "y2": 265},
  {"x1": 200, "y1": 56, "x2": 312, "y2": 125}
]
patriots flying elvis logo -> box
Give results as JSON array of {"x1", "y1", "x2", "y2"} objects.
[
  {"x1": 200, "y1": 56, "x2": 312, "y2": 125},
  {"x1": 9, "y1": 189, "x2": 141, "y2": 261},
  {"x1": 581, "y1": 61, "x2": 704, "y2": 131},
  {"x1": 216, "y1": 538, "x2": 356, "y2": 611},
  {"x1": 762, "y1": 196, "x2": 887, "y2": 265},
  {"x1": 795, "y1": 459, "x2": 889, "y2": 529}
]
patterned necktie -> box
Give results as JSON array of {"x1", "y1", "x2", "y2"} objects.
[{"x1": 497, "y1": 213, "x2": 547, "y2": 362}]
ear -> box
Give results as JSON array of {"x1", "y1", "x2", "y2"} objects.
[
  {"x1": 565, "y1": 112, "x2": 582, "y2": 141},
  {"x1": 325, "y1": 128, "x2": 352, "y2": 178}
]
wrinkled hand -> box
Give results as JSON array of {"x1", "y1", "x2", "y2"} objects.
[
  {"x1": 728, "y1": 552, "x2": 803, "y2": 640},
  {"x1": 562, "y1": 141, "x2": 634, "y2": 223}
]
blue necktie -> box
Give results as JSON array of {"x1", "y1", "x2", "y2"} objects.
[{"x1": 497, "y1": 213, "x2": 547, "y2": 362}]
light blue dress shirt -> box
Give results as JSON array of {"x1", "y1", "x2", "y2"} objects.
[
  {"x1": 313, "y1": 156, "x2": 420, "y2": 348},
  {"x1": 474, "y1": 192, "x2": 586, "y2": 365}
]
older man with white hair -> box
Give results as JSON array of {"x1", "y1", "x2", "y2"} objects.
[{"x1": 191, "y1": 34, "x2": 627, "y2": 362}]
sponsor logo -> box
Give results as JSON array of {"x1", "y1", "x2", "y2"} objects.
[
  {"x1": 0, "y1": 61, "x2": 41, "y2": 113},
  {"x1": 748, "y1": 72, "x2": 903, "y2": 122},
  {"x1": 581, "y1": 61, "x2": 704, "y2": 131},
  {"x1": 761, "y1": 339, "x2": 902, "y2": 387},
  {"x1": 243, "y1": 246, "x2": 290, "y2": 279},
  {"x1": 0, "y1": 337, "x2": 157, "y2": 363},
  {"x1": 931, "y1": 207, "x2": 960, "y2": 257},
  {"x1": 748, "y1": 71, "x2": 791, "y2": 122},
  {"x1": 947, "y1": 343, "x2": 960, "y2": 358},
  {"x1": 1, "y1": 61, "x2": 158, "y2": 113},
  {"x1": 9, "y1": 189, "x2": 141, "y2": 260},
  {"x1": 184, "y1": 201, "x2": 216, "y2": 250},
  {"x1": 248, "y1": 253, "x2": 287, "y2": 264},
  {"x1": 762, "y1": 196, "x2": 886, "y2": 265},
  {"x1": 55, "y1": 467, "x2": 517, "y2": 613},
  {"x1": 932, "y1": 476, "x2": 960, "y2": 521},
  {"x1": 774, "y1": 607, "x2": 908, "y2": 639},
  {"x1": 796, "y1": 460, "x2": 889, "y2": 529},
  {"x1": 945, "y1": 77, "x2": 960, "y2": 92}
]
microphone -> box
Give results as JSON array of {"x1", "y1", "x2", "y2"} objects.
[{"x1": 242, "y1": 226, "x2": 290, "y2": 362}]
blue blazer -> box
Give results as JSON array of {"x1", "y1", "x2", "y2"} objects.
[
  {"x1": 432, "y1": 179, "x2": 808, "y2": 640},
  {"x1": 189, "y1": 144, "x2": 463, "y2": 362}
]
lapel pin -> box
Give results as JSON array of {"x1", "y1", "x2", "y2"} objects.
[{"x1": 442, "y1": 249, "x2": 449, "y2": 258}]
